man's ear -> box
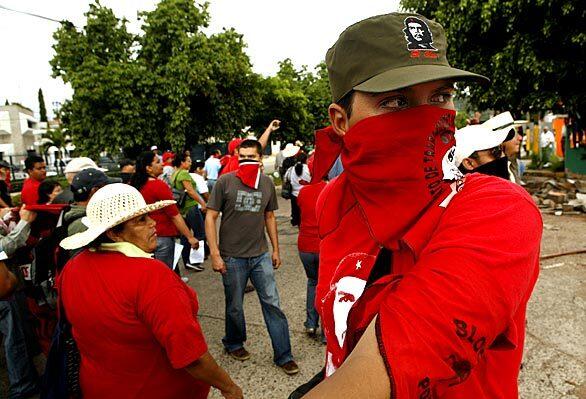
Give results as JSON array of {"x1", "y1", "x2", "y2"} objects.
[
  {"x1": 461, "y1": 158, "x2": 477, "y2": 171},
  {"x1": 328, "y1": 104, "x2": 350, "y2": 137}
]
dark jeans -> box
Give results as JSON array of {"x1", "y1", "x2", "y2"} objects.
[
  {"x1": 221, "y1": 252, "x2": 293, "y2": 366},
  {"x1": 0, "y1": 292, "x2": 40, "y2": 399},
  {"x1": 290, "y1": 195, "x2": 300, "y2": 226},
  {"x1": 298, "y1": 251, "x2": 319, "y2": 329},
  {"x1": 181, "y1": 206, "x2": 205, "y2": 265},
  {"x1": 154, "y1": 236, "x2": 176, "y2": 269}
]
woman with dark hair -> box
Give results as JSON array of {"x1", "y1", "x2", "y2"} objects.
[
  {"x1": 171, "y1": 153, "x2": 207, "y2": 271},
  {"x1": 37, "y1": 179, "x2": 62, "y2": 204},
  {"x1": 58, "y1": 184, "x2": 242, "y2": 399},
  {"x1": 130, "y1": 152, "x2": 198, "y2": 278},
  {"x1": 285, "y1": 152, "x2": 311, "y2": 226}
]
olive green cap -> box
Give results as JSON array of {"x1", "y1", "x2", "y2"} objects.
[{"x1": 326, "y1": 13, "x2": 489, "y2": 102}]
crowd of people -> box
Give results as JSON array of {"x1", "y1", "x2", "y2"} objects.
[{"x1": 0, "y1": 11, "x2": 543, "y2": 399}]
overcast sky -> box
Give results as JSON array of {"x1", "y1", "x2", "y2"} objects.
[{"x1": 0, "y1": 0, "x2": 400, "y2": 119}]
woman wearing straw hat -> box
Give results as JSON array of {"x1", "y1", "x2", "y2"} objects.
[{"x1": 58, "y1": 184, "x2": 242, "y2": 399}]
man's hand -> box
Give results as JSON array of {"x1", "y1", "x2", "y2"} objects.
[
  {"x1": 188, "y1": 236, "x2": 199, "y2": 249},
  {"x1": 200, "y1": 204, "x2": 207, "y2": 213},
  {"x1": 268, "y1": 119, "x2": 281, "y2": 132},
  {"x1": 272, "y1": 251, "x2": 282, "y2": 270},
  {"x1": 19, "y1": 205, "x2": 36, "y2": 223},
  {"x1": 221, "y1": 384, "x2": 243, "y2": 399},
  {"x1": 211, "y1": 254, "x2": 227, "y2": 274}
]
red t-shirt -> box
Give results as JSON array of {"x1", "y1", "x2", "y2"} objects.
[
  {"x1": 20, "y1": 177, "x2": 41, "y2": 205},
  {"x1": 140, "y1": 178, "x2": 180, "y2": 237},
  {"x1": 297, "y1": 181, "x2": 327, "y2": 253},
  {"x1": 317, "y1": 173, "x2": 542, "y2": 398},
  {"x1": 59, "y1": 250, "x2": 210, "y2": 399}
]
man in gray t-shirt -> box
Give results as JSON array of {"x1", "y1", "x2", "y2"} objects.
[{"x1": 205, "y1": 139, "x2": 299, "y2": 375}]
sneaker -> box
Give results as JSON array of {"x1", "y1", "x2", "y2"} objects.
[
  {"x1": 280, "y1": 360, "x2": 299, "y2": 375},
  {"x1": 305, "y1": 327, "x2": 316, "y2": 337},
  {"x1": 226, "y1": 347, "x2": 251, "y2": 361},
  {"x1": 185, "y1": 263, "x2": 205, "y2": 272},
  {"x1": 181, "y1": 277, "x2": 189, "y2": 283}
]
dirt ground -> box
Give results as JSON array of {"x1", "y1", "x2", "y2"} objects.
[{"x1": 1, "y1": 198, "x2": 584, "y2": 399}]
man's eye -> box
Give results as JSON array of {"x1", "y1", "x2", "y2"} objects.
[
  {"x1": 431, "y1": 92, "x2": 453, "y2": 103},
  {"x1": 380, "y1": 97, "x2": 407, "y2": 109}
]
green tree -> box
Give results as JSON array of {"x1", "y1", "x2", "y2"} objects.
[
  {"x1": 38, "y1": 88, "x2": 48, "y2": 122},
  {"x1": 251, "y1": 59, "x2": 331, "y2": 143},
  {"x1": 400, "y1": 0, "x2": 585, "y2": 116}
]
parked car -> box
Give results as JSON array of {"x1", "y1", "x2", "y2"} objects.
[{"x1": 98, "y1": 156, "x2": 118, "y2": 172}]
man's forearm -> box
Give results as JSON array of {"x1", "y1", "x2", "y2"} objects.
[
  {"x1": 306, "y1": 320, "x2": 390, "y2": 398},
  {"x1": 205, "y1": 214, "x2": 220, "y2": 256},
  {"x1": 265, "y1": 214, "x2": 279, "y2": 252}
]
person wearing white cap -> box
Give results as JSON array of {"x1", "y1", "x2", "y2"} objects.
[
  {"x1": 453, "y1": 112, "x2": 516, "y2": 180},
  {"x1": 53, "y1": 157, "x2": 107, "y2": 204},
  {"x1": 57, "y1": 184, "x2": 242, "y2": 399}
]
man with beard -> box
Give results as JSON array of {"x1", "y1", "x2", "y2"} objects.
[{"x1": 292, "y1": 13, "x2": 542, "y2": 399}]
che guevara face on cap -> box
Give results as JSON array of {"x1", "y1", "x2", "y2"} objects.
[{"x1": 326, "y1": 13, "x2": 489, "y2": 102}]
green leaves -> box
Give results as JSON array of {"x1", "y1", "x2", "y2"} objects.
[
  {"x1": 51, "y1": 0, "x2": 333, "y2": 157},
  {"x1": 401, "y1": 0, "x2": 585, "y2": 117}
]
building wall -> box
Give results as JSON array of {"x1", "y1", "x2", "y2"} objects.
[{"x1": 0, "y1": 105, "x2": 40, "y2": 155}]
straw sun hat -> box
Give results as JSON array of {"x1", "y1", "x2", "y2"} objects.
[{"x1": 60, "y1": 183, "x2": 175, "y2": 250}]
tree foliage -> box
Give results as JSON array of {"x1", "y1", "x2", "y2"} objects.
[
  {"x1": 38, "y1": 89, "x2": 47, "y2": 122},
  {"x1": 400, "y1": 0, "x2": 585, "y2": 116},
  {"x1": 251, "y1": 59, "x2": 331, "y2": 143},
  {"x1": 51, "y1": 0, "x2": 332, "y2": 157}
]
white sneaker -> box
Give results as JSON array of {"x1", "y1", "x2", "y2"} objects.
[
  {"x1": 185, "y1": 263, "x2": 205, "y2": 272},
  {"x1": 181, "y1": 277, "x2": 189, "y2": 283}
]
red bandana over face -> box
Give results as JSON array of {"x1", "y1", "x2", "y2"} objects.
[
  {"x1": 236, "y1": 160, "x2": 261, "y2": 189},
  {"x1": 315, "y1": 105, "x2": 457, "y2": 247}
]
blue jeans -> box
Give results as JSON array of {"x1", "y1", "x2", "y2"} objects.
[
  {"x1": 221, "y1": 252, "x2": 293, "y2": 366},
  {"x1": 181, "y1": 207, "x2": 205, "y2": 265},
  {"x1": 207, "y1": 179, "x2": 217, "y2": 192},
  {"x1": 298, "y1": 252, "x2": 320, "y2": 330},
  {"x1": 0, "y1": 292, "x2": 40, "y2": 399},
  {"x1": 154, "y1": 236, "x2": 176, "y2": 269}
]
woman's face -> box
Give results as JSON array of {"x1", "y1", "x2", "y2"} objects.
[
  {"x1": 109, "y1": 214, "x2": 158, "y2": 253},
  {"x1": 49, "y1": 185, "x2": 63, "y2": 203},
  {"x1": 147, "y1": 155, "x2": 163, "y2": 177},
  {"x1": 181, "y1": 156, "x2": 192, "y2": 170}
]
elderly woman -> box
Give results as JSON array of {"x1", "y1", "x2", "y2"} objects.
[{"x1": 59, "y1": 184, "x2": 242, "y2": 399}]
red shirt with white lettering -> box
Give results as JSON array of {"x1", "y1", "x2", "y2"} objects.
[
  {"x1": 59, "y1": 250, "x2": 209, "y2": 399},
  {"x1": 297, "y1": 181, "x2": 327, "y2": 253},
  {"x1": 21, "y1": 177, "x2": 42, "y2": 205},
  {"x1": 140, "y1": 178, "x2": 180, "y2": 237}
]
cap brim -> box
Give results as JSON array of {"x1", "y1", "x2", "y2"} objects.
[
  {"x1": 60, "y1": 200, "x2": 175, "y2": 250},
  {"x1": 353, "y1": 64, "x2": 489, "y2": 93}
]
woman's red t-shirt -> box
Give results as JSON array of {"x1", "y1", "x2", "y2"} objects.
[
  {"x1": 59, "y1": 250, "x2": 210, "y2": 399},
  {"x1": 140, "y1": 178, "x2": 180, "y2": 237}
]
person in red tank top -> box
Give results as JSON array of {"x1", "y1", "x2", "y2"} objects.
[{"x1": 289, "y1": 13, "x2": 542, "y2": 399}]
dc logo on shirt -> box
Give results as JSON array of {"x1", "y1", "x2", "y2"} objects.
[{"x1": 235, "y1": 190, "x2": 262, "y2": 212}]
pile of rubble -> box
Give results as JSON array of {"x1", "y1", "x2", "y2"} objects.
[{"x1": 523, "y1": 170, "x2": 586, "y2": 215}]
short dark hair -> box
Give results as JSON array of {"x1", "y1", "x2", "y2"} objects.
[
  {"x1": 336, "y1": 90, "x2": 355, "y2": 118},
  {"x1": 238, "y1": 139, "x2": 262, "y2": 156},
  {"x1": 211, "y1": 149, "x2": 221, "y2": 156},
  {"x1": 119, "y1": 159, "x2": 135, "y2": 169},
  {"x1": 172, "y1": 151, "x2": 190, "y2": 168},
  {"x1": 25, "y1": 155, "x2": 44, "y2": 171}
]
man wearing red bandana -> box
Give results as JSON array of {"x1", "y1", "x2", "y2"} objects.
[
  {"x1": 219, "y1": 120, "x2": 282, "y2": 176},
  {"x1": 293, "y1": 13, "x2": 542, "y2": 399}
]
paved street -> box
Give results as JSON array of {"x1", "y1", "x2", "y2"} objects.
[{"x1": 1, "y1": 195, "x2": 585, "y2": 398}]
